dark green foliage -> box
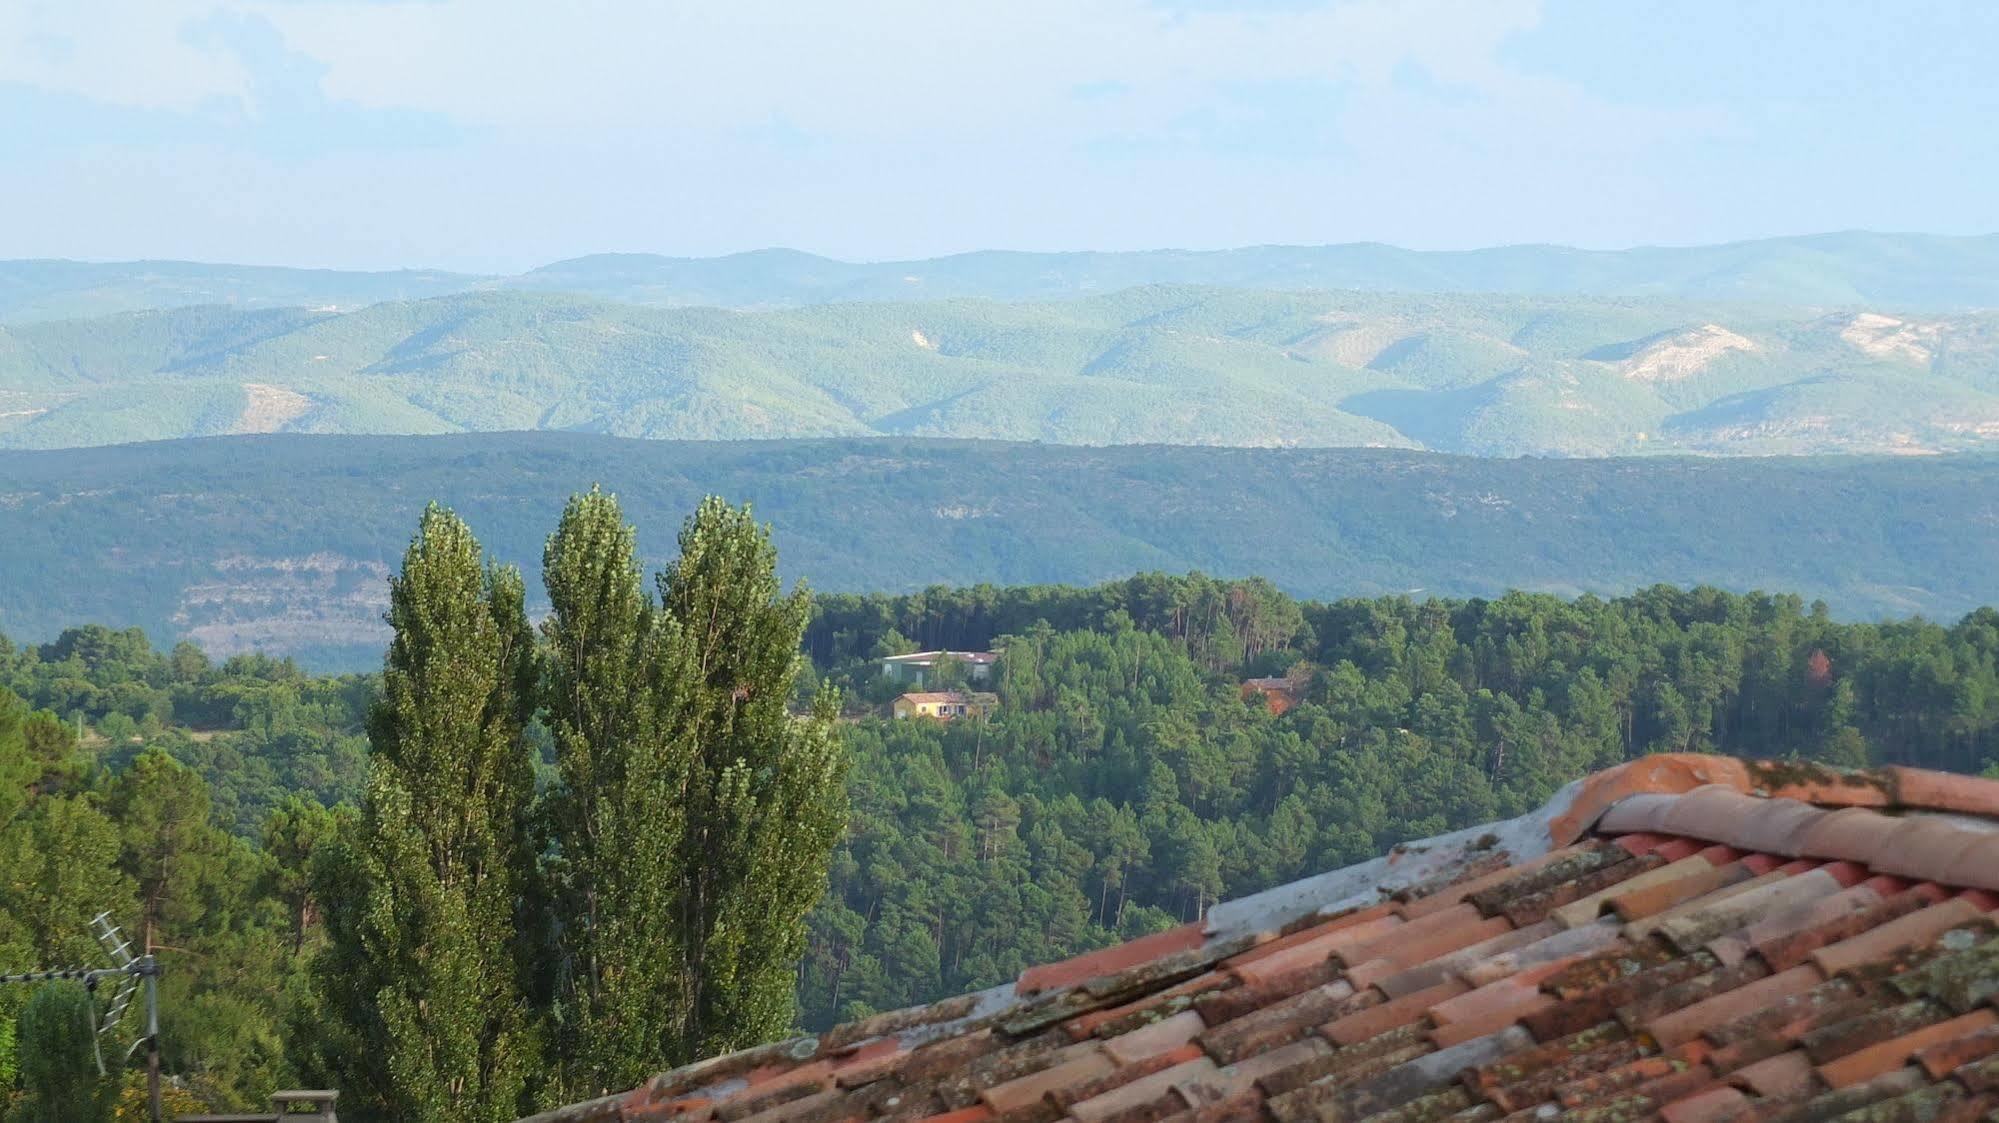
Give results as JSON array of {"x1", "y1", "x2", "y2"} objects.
[
  {"x1": 6, "y1": 435, "x2": 1999, "y2": 670},
  {"x1": 12, "y1": 982, "x2": 116, "y2": 1123},
  {"x1": 793, "y1": 580, "x2": 1999, "y2": 1026},
  {"x1": 660, "y1": 498, "x2": 848, "y2": 1059},
  {"x1": 314, "y1": 506, "x2": 539, "y2": 1122},
  {"x1": 4, "y1": 560, "x2": 1999, "y2": 1108},
  {"x1": 537, "y1": 487, "x2": 691, "y2": 1097}
]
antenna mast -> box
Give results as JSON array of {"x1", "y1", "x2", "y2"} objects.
[{"x1": 0, "y1": 911, "x2": 163, "y2": 1123}]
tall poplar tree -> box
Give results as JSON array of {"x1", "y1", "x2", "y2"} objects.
[
  {"x1": 659, "y1": 497, "x2": 847, "y2": 1058},
  {"x1": 312, "y1": 505, "x2": 539, "y2": 1122},
  {"x1": 538, "y1": 487, "x2": 694, "y2": 1097}
]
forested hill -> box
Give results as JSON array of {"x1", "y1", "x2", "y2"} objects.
[
  {"x1": 8, "y1": 286, "x2": 1999, "y2": 455},
  {"x1": 0, "y1": 433, "x2": 1996, "y2": 667},
  {"x1": 5, "y1": 576, "x2": 1997, "y2": 1110},
  {"x1": 6, "y1": 231, "x2": 1999, "y2": 322}
]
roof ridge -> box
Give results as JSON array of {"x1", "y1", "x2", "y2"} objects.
[{"x1": 1551, "y1": 754, "x2": 1999, "y2": 846}]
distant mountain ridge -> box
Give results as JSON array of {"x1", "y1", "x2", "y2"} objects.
[
  {"x1": 2, "y1": 433, "x2": 1994, "y2": 668},
  {"x1": 3, "y1": 286, "x2": 1997, "y2": 456},
  {"x1": 6, "y1": 231, "x2": 1999, "y2": 323}
]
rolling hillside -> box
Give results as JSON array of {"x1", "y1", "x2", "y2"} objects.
[
  {"x1": 3, "y1": 287, "x2": 1997, "y2": 455},
  {"x1": 5, "y1": 231, "x2": 1999, "y2": 324},
  {"x1": 0, "y1": 433, "x2": 1993, "y2": 668}
]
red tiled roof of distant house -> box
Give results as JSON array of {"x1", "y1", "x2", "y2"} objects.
[
  {"x1": 521, "y1": 755, "x2": 1999, "y2": 1123},
  {"x1": 1241, "y1": 678, "x2": 1300, "y2": 717}
]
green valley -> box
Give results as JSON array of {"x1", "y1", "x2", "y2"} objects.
[{"x1": 0, "y1": 433, "x2": 1994, "y2": 667}]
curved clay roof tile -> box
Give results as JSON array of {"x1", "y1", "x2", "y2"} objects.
[
  {"x1": 1730, "y1": 798, "x2": 1828, "y2": 858},
  {"x1": 1660, "y1": 784, "x2": 1766, "y2": 843},
  {"x1": 1795, "y1": 806, "x2": 1906, "y2": 865},
  {"x1": 1868, "y1": 819, "x2": 1991, "y2": 883}
]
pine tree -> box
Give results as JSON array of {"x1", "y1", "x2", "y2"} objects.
[
  {"x1": 538, "y1": 487, "x2": 694, "y2": 1097},
  {"x1": 659, "y1": 497, "x2": 848, "y2": 1059},
  {"x1": 311, "y1": 505, "x2": 539, "y2": 1122}
]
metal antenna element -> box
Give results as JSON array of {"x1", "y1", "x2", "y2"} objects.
[
  {"x1": 93, "y1": 911, "x2": 141, "y2": 1037},
  {"x1": 0, "y1": 911, "x2": 164, "y2": 1123}
]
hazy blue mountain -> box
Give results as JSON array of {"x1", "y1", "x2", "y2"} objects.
[
  {"x1": 0, "y1": 259, "x2": 488, "y2": 324},
  {"x1": 6, "y1": 231, "x2": 1999, "y2": 325},
  {"x1": 4, "y1": 287, "x2": 1996, "y2": 456},
  {"x1": 509, "y1": 233, "x2": 1999, "y2": 310},
  {"x1": 0, "y1": 433, "x2": 1992, "y2": 668}
]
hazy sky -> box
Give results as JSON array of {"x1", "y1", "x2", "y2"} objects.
[{"x1": 3, "y1": 0, "x2": 1996, "y2": 272}]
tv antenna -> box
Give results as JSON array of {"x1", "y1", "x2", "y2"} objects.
[{"x1": 0, "y1": 910, "x2": 163, "y2": 1123}]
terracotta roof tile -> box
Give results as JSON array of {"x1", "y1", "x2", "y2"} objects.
[
  {"x1": 912, "y1": 1108, "x2": 990, "y2": 1123},
  {"x1": 1548, "y1": 854, "x2": 1718, "y2": 928},
  {"x1": 1552, "y1": 756, "x2": 1761, "y2": 843},
  {"x1": 1958, "y1": 888, "x2": 1999, "y2": 911},
  {"x1": 1065, "y1": 973, "x2": 1231, "y2": 1041},
  {"x1": 1458, "y1": 920, "x2": 1623, "y2": 988},
  {"x1": 1373, "y1": 920, "x2": 1559, "y2": 1001},
  {"x1": 1802, "y1": 999, "x2": 1951, "y2": 1067},
  {"x1": 1728, "y1": 798, "x2": 1831, "y2": 858},
  {"x1": 1733, "y1": 882, "x2": 1884, "y2": 952},
  {"x1": 1650, "y1": 837, "x2": 1708, "y2": 862},
  {"x1": 1395, "y1": 846, "x2": 1593, "y2": 921},
  {"x1": 1756, "y1": 887, "x2": 1929, "y2": 973},
  {"x1": 1956, "y1": 1054, "x2": 1999, "y2": 1094},
  {"x1": 1658, "y1": 1084, "x2": 1750, "y2": 1123},
  {"x1": 978, "y1": 1045, "x2": 1115, "y2": 1114},
  {"x1": 1726, "y1": 1050, "x2": 1818, "y2": 1099},
  {"x1": 1067, "y1": 1054, "x2": 1215, "y2": 1123},
  {"x1": 1610, "y1": 830, "x2": 1679, "y2": 856},
  {"x1": 1793, "y1": 806, "x2": 1905, "y2": 865},
  {"x1": 1811, "y1": 898, "x2": 1986, "y2": 977},
  {"x1": 1101, "y1": 1013, "x2": 1205, "y2": 1068},
  {"x1": 1816, "y1": 1009, "x2": 1999, "y2": 1089},
  {"x1": 1913, "y1": 1023, "x2": 1999, "y2": 1080},
  {"x1": 1645, "y1": 965, "x2": 1826, "y2": 1049},
  {"x1": 1609, "y1": 859, "x2": 1754, "y2": 923},
  {"x1": 1320, "y1": 980, "x2": 1466, "y2": 1047},
  {"x1": 1701, "y1": 976, "x2": 1865, "y2": 1060},
  {"x1": 1869, "y1": 820, "x2": 1992, "y2": 885},
  {"x1": 1194, "y1": 984, "x2": 1350, "y2": 1064},
  {"x1": 1461, "y1": 841, "x2": 1626, "y2": 911},
  {"x1": 1334, "y1": 903, "x2": 1487, "y2": 968},
  {"x1": 1882, "y1": 767, "x2": 1999, "y2": 818},
  {"x1": 1228, "y1": 915, "x2": 1403, "y2": 987},
  {"x1": 1623, "y1": 871, "x2": 1792, "y2": 943},
  {"x1": 1224, "y1": 904, "x2": 1399, "y2": 969},
  {"x1": 1019, "y1": 924, "x2": 1208, "y2": 996},
  {"x1": 1942, "y1": 836, "x2": 1999, "y2": 894},
  {"x1": 1653, "y1": 868, "x2": 1847, "y2": 953},
  {"x1": 1523, "y1": 953, "x2": 1710, "y2": 1042},
  {"x1": 531, "y1": 757, "x2": 1999, "y2": 1123}
]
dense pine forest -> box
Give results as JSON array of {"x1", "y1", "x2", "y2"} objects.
[{"x1": 3, "y1": 571, "x2": 1998, "y2": 1114}]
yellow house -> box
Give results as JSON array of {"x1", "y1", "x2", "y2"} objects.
[{"x1": 891, "y1": 691, "x2": 994, "y2": 721}]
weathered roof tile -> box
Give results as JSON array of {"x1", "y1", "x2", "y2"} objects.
[
  {"x1": 1811, "y1": 898, "x2": 1986, "y2": 977},
  {"x1": 1815, "y1": 1009, "x2": 1999, "y2": 1089},
  {"x1": 528, "y1": 757, "x2": 1999, "y2": 1123}
]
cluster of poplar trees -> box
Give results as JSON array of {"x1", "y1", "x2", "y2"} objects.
[{"x1": 297, "y1": 492, "x2": 848, "y2": 1121}]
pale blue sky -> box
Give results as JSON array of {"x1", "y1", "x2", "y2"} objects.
[{"x1": 2, "y1": 0, "x2": 1994, "y2": 272}]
